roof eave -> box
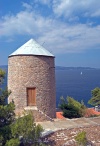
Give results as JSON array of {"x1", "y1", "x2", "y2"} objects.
[{"x1": 8, "y1": 54, "x2": 55, "y2": 58}]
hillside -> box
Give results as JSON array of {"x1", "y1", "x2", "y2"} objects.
[
  {"x1": 0, "y1": 65, "x2": 98, "y2": 71},
  {"x1": 55, "y1": 66, "x2": 98, "y2": 70}
]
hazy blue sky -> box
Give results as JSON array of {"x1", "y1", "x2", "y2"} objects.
[{"x1": 0, "y1": 0, "x2": 100, "y2": 68}]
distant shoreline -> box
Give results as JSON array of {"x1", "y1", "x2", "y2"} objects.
[
  {"x1": 56, "y1": 66, "x2": 100, "y2": 70},
  {"x1": 0, "y1": 65, "x2": 100, "y2": 71}
]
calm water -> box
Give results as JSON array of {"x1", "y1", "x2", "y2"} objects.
[
  {"x1": 1, "y1": 66, "x2": 100, "y2": 107},
  {"x1": 56, "y1": 69, "x2": 100, "y2": 107}
]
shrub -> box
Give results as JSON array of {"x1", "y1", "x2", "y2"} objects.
[
  {"x1": 5, "y1": 138, "x2": 20, "y2": 146},
  {"x1": 0, "y1": 69, "x2": 5, "y2": 84},
  {"x1": 11, "y1": 112, "x2": 43, "y2": 145},
  {"x1": 88, "y1": 87, "x2": 100, "y2": 106},
  {"x1": 59, "y1": 96, "x2": 86, "y2": 118},
  {"x1": 75, "y1": 131, "x2": 87, "y2": 146}
]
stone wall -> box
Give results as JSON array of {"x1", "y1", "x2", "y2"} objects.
[{"x1": 8, "y1": 55, "x2": 56, "y2": 120}]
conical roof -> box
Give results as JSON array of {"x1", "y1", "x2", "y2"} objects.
[{"x1": 9, "y1": 39, "x2": 54, "y2": 57}]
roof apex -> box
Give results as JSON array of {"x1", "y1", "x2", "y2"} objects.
[{"x1": 9, "y1": 39, "x2": 54, "y2": 57}]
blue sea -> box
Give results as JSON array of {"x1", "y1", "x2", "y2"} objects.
[
  {"x1": 1, "y1": 66, "x2": 100, "y2": 107},
  {"x1": 56, "y1": 69, "x2": 100, "y2": 107}
]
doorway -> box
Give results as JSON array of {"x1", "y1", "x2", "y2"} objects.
[{"x1": 27, "y1": 88, "x2": 36, "y2": 106}]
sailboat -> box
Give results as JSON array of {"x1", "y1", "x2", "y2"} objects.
[{"x1": 80, "y1": 72, "x2": 82, "y2": 75}]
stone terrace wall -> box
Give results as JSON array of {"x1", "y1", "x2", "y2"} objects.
[{"x1": 8, "y1": 55, "x2": 56, "y2": 119}]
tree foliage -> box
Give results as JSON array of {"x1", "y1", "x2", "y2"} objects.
[
  {"x1": 59, "y1": 96, "x2": 86, "y2": 118},
  {"x1": 0, "y1": 69, "x2": 5, "y2": 84},
  {"x1": 0, "y1": 88, "x2": 11, "y2": 106},
  {"x1": 0, "y1": 69, "x2": 15, "y2": 145},
  {"x1": 5, "y1": 138, "x2": 20, "y2": 146},
  {"x1": 11, "y1": 112, "x2": 43, "y2": 145},
  {"x1": 88, "y1": 87, "x2": 100, "y2": 106}
]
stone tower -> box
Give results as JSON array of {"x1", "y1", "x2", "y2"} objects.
[{"x1": 8, "y1": 39, "x2": 56, "y2": 121}]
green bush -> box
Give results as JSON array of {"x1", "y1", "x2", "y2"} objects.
[
  {"x1": 88, "y1": 87, "x2": 100, "y2": 106},
  {"x1": 75, "y1": 131, "x2": 87, "y2": 146},
  {"x1": 11, "y1": 112, "x2": 43, "y2": 145},
  {"x1": 5, "y1": 138, "x2": 20, "y2": 146},
  {"x1": 59, "y1": 96, "x2": 86, "y2": 118},
  {"x1": 0, "y1": 135, "x2": 3, "y2": 146},
  {"x1": 0, "y1": 69, "x2": 5, "y2": 77},
  {"x1": 0, "y1": 69, "x2": 5, "y2": 84},
  {"x1": 0, "y1": 68, "x2": 15, "y2": 146}
]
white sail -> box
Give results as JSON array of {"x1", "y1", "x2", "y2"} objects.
[{"x1": 81, "y1": 72, "x2": 82, "y2": 75}]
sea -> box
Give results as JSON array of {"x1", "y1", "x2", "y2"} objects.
[
  {"x1": 1, "y1": 66, "x2": 100, "y2": 107},
  {"x1": 56, "y1": 68, "x2": 100, "y2": 107}
]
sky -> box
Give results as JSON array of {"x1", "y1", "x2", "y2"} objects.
[{"x1": 0, "y1": 0, "x2": 100, "y2": 68}]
